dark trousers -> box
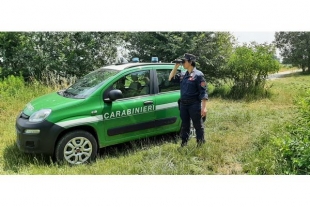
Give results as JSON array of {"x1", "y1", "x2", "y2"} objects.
[{"x1": 180, "y1": 101, "x2": 205, "y2": 142}]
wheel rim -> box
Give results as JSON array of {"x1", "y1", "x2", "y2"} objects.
[{"x1": 63, "y1": 137, "x2": 93, "y2": 164}]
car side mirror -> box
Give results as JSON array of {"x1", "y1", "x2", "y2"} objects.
[{"x1": 104, "y1": 89, "x2": 123, "y2": 103}]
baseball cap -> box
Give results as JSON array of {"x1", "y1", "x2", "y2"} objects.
[{"x1": 181, "y1": 53, "x2": 196, "y2": 61}]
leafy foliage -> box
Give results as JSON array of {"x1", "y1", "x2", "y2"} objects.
[
  {"x1": 1, "y1": 31, "x2": 283, "y2": 97},
  {"x1": 227, "y1": 43, "x2": 280, "y2": 99},
  {"x1": 275, "y1": 32, "x2": 310, "y2": 72},
  {"x1": 273, "y1": 90, "x2": 310, "y2": 174},
  {"x1": 0, "y1": 32, "x2": 122, "y2": 81},
  {"x1": 0, "y1": 32, "x2": 26, "y2": 78},
  {"x1": 243, "y1": 88, "x2": 310, "y2": 175},
  {"x1": 0, "y1": 75, "x2": 25, "y2": 97},
  {"x1": 1, "y1": 62, "x2": 308, "y2": 175},
  {"x1": 123, "y1": 32, "x2": 234, "y2": 83}
]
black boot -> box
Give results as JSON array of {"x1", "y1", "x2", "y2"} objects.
[
  {"x1": 181, "y1": 140, "x2": 188, "y2": 147},
  {"x1": 197, "y1": 139, "x2": 205, "y2": 147}
]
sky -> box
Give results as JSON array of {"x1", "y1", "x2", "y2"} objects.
[
  {"x1": 232, "y1": 32, "x2": 276, "y2": 45},
  {"x1": 232, "y1": 32, "x2": 282, "y2": 59}
]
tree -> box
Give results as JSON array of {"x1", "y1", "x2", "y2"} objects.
[
  {"x1": 228, "y1": 42, "x2": 280, "y2": 99},
  {"x1": 122, "y1": 32, "x2": 192, "y2": 62},
  {"x1": 0, "y1": 32, "x2": 28, "y2": 78},
  {"x1": 191, "y1": 32, "x2": 235, "y2": 83},
  {"x1": 122, "y1": 32, "x2": 235, "y2": 83},
  {"x1": 1, "y1": 32, "x2": 235, "y2": 85},
  {"x1": 0, "y1": 32, "x2": 122, "y2": 82},
  {"x1": 275, "y1": 32, "x2": 310, "y2": 72},
  {"x1": 27, "y1": 32, "x2": 121, "y2": 79}
]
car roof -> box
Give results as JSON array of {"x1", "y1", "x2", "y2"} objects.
[{"x1": 101, "y1": 62, "x2": 175, "y2": 71}]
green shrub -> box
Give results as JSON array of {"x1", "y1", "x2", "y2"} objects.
[
  {"x1": 0, "y1": 75, "x2": 56, "y2": 106},
  {"x1": 0, "y1": 75, "x2": 25, "y2": 97},
  {"x1": 227, "y1": 43, "x2": 280, "y2": 100},
  {"x1": 208, "y1": 81, "x2": 232, "y2": 98},
  {"x1": 268, "y1": 90, "x2": 310, "y2": 174},
  {"x1": 244, "y1": 89, "x2": 310, "y2": 174},
  {"x1": 280, "y1": 64, "x2": 293, "y2": 69},
  {"x1": 207, "y1": 83, "x2": 215, "y2": 95},
  {"x1": 213, "y1": 84, "x2": 231, "y2": 97},
  {"x1": 272, "y1": 92, "x2": 310, "y2": 174},
  {"x1": 231, "y1": 81, "x2": 274, "y2": 101}
]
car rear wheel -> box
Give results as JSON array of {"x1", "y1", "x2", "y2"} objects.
[{"x1": 55, "y1": 130, "x2": 98, "y2": 165}]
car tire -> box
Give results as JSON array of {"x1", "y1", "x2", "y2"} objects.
[{"x1": 55, "y1": 130, "x2": 98, "y2": 165}]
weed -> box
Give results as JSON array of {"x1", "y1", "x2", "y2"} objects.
[{"x1": 1, "y1": 72, "x2": 310, "y2": 174}]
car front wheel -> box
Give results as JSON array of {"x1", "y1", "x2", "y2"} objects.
[{"x1": 55, "y1": 130, "x2": 98, "y2": 165}]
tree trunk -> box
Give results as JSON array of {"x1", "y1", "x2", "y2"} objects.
[
  {"x1": 307, "y1": 34, "x2": 310, "y2": 73},
  {"x1": 301, "y1": 64, "x2": 306, "y2": 72},
  {"x1": 307, "y1": 53, "x2": 310, "y2": 73}
]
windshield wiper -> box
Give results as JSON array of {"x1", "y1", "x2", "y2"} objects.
[{"x1": 62, "y1": 90, "x2": 76, "y2": 97}]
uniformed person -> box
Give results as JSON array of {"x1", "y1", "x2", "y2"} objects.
[{"x1": 169, "y1": 53, "x2": 208, "y2": 147}]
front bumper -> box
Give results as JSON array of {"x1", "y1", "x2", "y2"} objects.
[{"x1": 16, "y1": 113, "x2": 64, "y2": 155}]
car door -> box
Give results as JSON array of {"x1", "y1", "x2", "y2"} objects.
[
  {"x1": 101, "y1": 68, "x2": 156, "y2": 146},
  {"x1": 153, "y1": 67, "x2": 182, "y2": 134}
]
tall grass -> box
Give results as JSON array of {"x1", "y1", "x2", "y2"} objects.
[
  {"x1": 0, "y1": 71, "x2": 309, "y2": 174},
  {"x1": 39, "y1": 69, "x2": 77, "y2": 89},
  {"x1": 242, "y1": 71, "x2": 310, "y2": 174}
]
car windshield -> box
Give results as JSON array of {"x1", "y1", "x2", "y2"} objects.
[{"x1": 61, "y1": 69, "x2": 120, "y2": 99}]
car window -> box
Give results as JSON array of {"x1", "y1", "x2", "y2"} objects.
[
  {"x1": 64, "y1": 69, "x2": 120, "y2": 99},
  {"x1": 156, "y1": 69, "x2": 181, "y2": 93},
  {"x1": 104, "y1": 70, "x2": 151, "y2": 99}
]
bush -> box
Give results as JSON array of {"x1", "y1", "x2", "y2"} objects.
[
  {"x1": 229, "y1": 81, "x2": 273, "y2": 101},
  {"x1": 208, "y1": 79, "x2": 232, "y2": 98},
  {"x1": 272, "y1": 91, "x2": 310, "y2": 174},
  {"x1": 0, "y1": 75, "x2": 57, "y2": 106},
  {"x1": 245, "y1": 90, "x2": 310, "y2": 174},
  {"x1": 0, "y1": 75, "x2": 25, "y2": 97},
  {"x1": 211, "y1": 84, "x2": 231, "y2": 98},
  {"x1": 280, "y1": 64, "x2": 293, "y2": 69},
  {"x1": 227, "y1": 43, "x2": 280, "y2": 99},
  {"x1": 242, "y1": 89, "x2": 310, "y2": 175}
]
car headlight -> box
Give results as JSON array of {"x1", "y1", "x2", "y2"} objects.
[{"x1": 29, "y1": 109, "x2": 52, "y2": 122}]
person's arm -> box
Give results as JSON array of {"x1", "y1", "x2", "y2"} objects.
[{"x1": 169, "y1": 63, "x2": 180, "y2": 81}]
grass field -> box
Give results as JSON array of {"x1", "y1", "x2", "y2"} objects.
[{"x1": 0, "y1": 71, "x2": 309, "y2": 174}]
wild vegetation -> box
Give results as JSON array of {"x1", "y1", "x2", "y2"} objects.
[
  {"x1": 227, "y1": 43, "x2": 280, "y2": 99},
  {"x1": 275, "y1": 32, "x2": 310, "y2": 72},
  {"x1": 1, "y1": 32, "x2": 310, "y2": 174},
  {"x1": 243, "y1": 74, "x2": 310, "y2": 174},
  {"x1": 0, "y1": 69, "x2": 309, "y2": 174}
]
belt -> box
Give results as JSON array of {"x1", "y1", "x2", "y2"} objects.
[{"x1": 180, "y1": 99, "x2": 199, "y2": 105}]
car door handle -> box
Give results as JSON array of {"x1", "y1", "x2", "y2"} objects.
[{"x1": 143, "y1": 101, "x2": 153, "y2": 105}]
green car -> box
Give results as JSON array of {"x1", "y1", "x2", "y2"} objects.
[{"x1": 16, "y1": 62, "x2": 184, "y2": 164}]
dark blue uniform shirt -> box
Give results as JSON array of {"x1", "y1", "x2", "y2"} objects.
[{"x1": 180, "y1": 68, "x2": 208, "y2": 100}]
